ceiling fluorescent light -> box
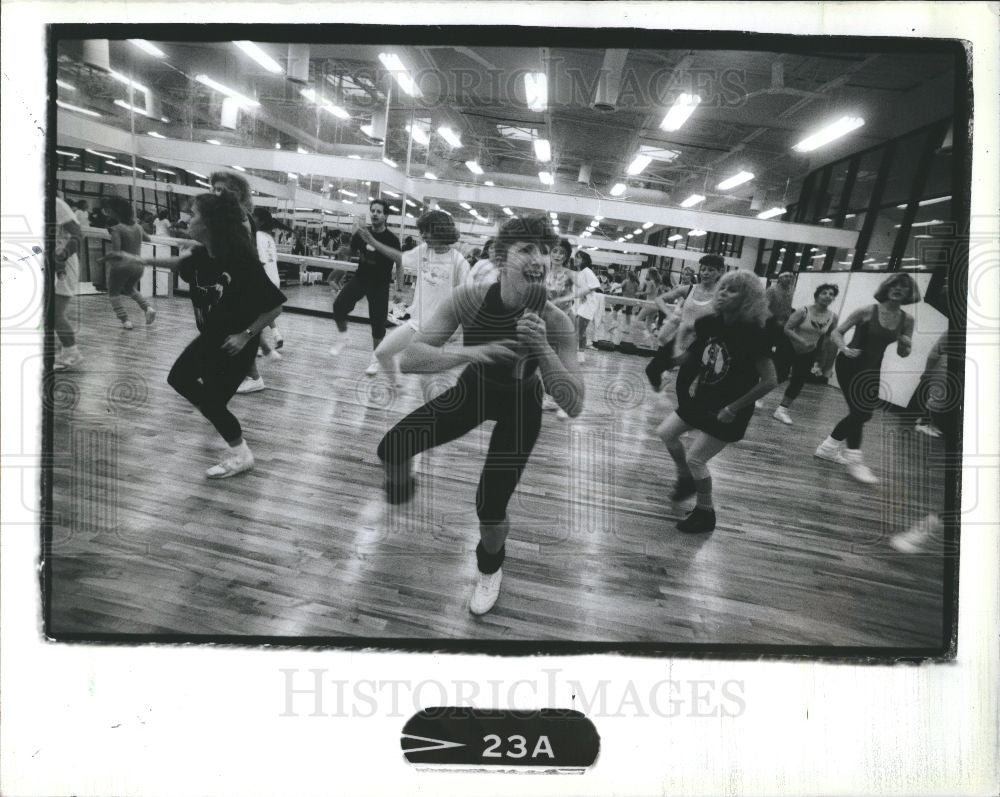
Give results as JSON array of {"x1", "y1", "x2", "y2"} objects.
[
  {"x1": 110, "y1": 71, "x2": 150, "y2": 95},
  {"x1": 642, "y1": 221, "x2": 654, "y2": 230},
  {"x1": 659, "y1": 93, "x2": 701, "y2": 132},
  {"x1": 56, "y1": 100, "x2": 101, "y2": 117},
  {"x1": 438, "y1": 126, "x2": 463, "y2": 147},
  {"x1": 147, "y1": 131, "x2": 166, "y2": 139},
  {"x1": 533, "y1": 138, "x2": 551, "y2": 162},
  {"x1": 206, "y1": 139, "x2": 221, "y2": 145},
  {"x1": 348, "y1": 154, "x2": 361, "y2": 160},
  {"x1": 188, "y1": 170, "x2": 208, "y2": 179},
  {"x1": 233, "y1": 41, "x2": 284, "y2": 74},
  {"x1": 382, "y1": 189, "x2": 399, "y2": 198},
  {"x1": 85, "y1": 148, "x2": 113, "y2": 158},
  {"x1": 626, "y1": 153, "x2": 652, "y2": 176},
  {"x1": 128, "y1": 39, "x2": 165, "y2": 58},
  {"x1": 195, "y1": 180, "x2": 212, "y2": 188},
  {"x1": 538, "y1": 171, "x2": 554, "y2": 185},
  {"x1": 624, "y1": 234, "x2": 633, "y2": 239},
  {"x1": 424, "y1": 171, "x2": 437, "y2": 180},
  {"x1": 406, "y1": 123, "x2": 430, "y2": 146},
  {"x1": 897, "y1": 196, "x2": 952, "y2": 209},
  {"x1": 360, "y1": 124, "x2": 375, "y2": 137},
  {"x1": 405, "y1": 199, "x2": 418, "y2": 207},
  {"x1": 378, "y1": 53, "x2": 422, "y2": 97},
  {"x1": 339, "y1": 189, "x2": 357, "y2": 197},
  {"x1": 667, "y1": 234, "x2": 683, "y2": 241},
  {"x1": 105, "y1": 161, "x2": 146, "y2": 174},
  {"x1": 757, "y1": 207, "x2": 787, "y2": 219},
  {"x1": 633, "y1": 228, "x2": 643, "y2": 235},
  {"x1": 465, "y1": 160, "x2": 484, "y2": 175},
  {"x1": 231, "y1": 165, "x2": 246, "y2": 172},
  {"x1": 55, "y1": 79, "x2": 76, "y2": 91},
  {"x1": 323, "y1": 103, "x2": 351, "y2": 119},
  {"x1": 688, "y1": 229, "x2": 707, "y2": 237},
  {"x1": 524, "y1": 72, "x2": 547, "y2": 112},
  {"x1": 287, "y1": 173, "x2": 298, "y2": 179},
  {"x1": 793, "y1": 116, "x2": 865, "y2": 152},
  {"x1": 56, "y1": 149, "x2": 79, "y2": 158},
  {"x1": 502, "y1": 207, "x2": 514, "y2": 216},
  {"x1": 195, "y1": 74, "x2": 260, "y2": 108},
  {"x1": 549, "y1": 212, "x2": 558, "y2": 219},
  {"x1": 610, "y1": 182, "x2": 626, "y2": 196},
  {"x1": 154, "y1": 168, "x2": 175, "y2": 174},
  {"x1": 680, "y1": 194, "x2": 705, "y2": 208},
  {"x1": 716, "y1": 171, "x2": 755, "y2": 191},
  {"x1": 460, "y1": 202, "x2": 472, "y2": 210},
  {"x1": 113, "y1": 99, "x2": 149, "y2": 116},
  {"x1": 484, "y1": 180, "x2": 495, "y2": 186}
]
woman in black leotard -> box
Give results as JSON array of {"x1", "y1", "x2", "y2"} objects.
[
  {"x1": 377, "y1": 215, "x2": 584, "y2": 616},
  {"x1": 815, "y1": 274, "x2": 919, "y2": 484}
]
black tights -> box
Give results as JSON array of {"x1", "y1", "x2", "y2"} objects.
[
  {"x1": 377, "y1": 369, "x2": 543, "y2": 524},
  {"x1": 167, "y1": 333, "x2": 259, "y2": 443},
  {"x1": 333, "y1": 275, "x2": 389, "y2": 345},
  {"x1": 781, "y1": 349, "x2": 818, "y2": 405},
  {"x1": 831, "y1": 355, "x2": 880, "y2": 449}
]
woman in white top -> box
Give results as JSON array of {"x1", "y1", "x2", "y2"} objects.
[
  {"x1": 360, "y1": 210, "x2": 470, "y2": 383},
  {"x1": 569, "y1": 250, "x2": 602, "y2": 363}
]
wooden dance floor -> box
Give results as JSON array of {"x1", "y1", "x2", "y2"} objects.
[{"x1": 47, "y1": 296, "x2": 949, "y2": 647}]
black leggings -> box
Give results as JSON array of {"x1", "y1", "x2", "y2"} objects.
[
  {"x1": 831, "y1": 355, "x2": 883, "y2": 449},
  {"x1": 644, "y1": 344, "x2": 675, "y2": 391},
  {"x1": 377, "y1": 369, "x2": 543, "y2": 524},
  {"x1": 767, "y1": 318, "x2": 795, "y2": 384},
  {"x1": 782, "y1": 349, "x2": 818, "y2": 404},
  {"x1": 333, "y1": 275, "x2": 389, "y2": 344},
  {"x1": 167, "y1": 333, "x2": 259, "y2": 444}
]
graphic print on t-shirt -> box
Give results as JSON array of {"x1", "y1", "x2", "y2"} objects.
[{"x1": 689, "y1": 336, "x2": 731, "y2": 397}]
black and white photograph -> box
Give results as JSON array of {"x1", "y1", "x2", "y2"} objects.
[
  {"x1": 43, "y1": 25, "x2": 967, "y2": 651},
  {"x1": 2, "y1": 4, "x2": 998, "y2": 797}
]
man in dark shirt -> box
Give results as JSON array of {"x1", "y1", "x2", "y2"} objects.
[{"x1": 329, "y1": 198, "x2": 401, "y2": 373}]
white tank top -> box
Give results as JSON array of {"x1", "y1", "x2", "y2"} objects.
[{"x1": 672, "y1": 288, "x2": 716, "y2": 358}]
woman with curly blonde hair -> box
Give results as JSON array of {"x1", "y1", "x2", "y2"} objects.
[{"x1": 657, "y1": 269, "x2": 777, "y2": 533}]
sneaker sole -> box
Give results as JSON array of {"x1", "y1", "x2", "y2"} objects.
[
  {"x1": 206, "y1": 462, "x2": 254, "y2": 479},
  {"x1": 814, "y1": 449, "x2": 846, "y2": 464}
]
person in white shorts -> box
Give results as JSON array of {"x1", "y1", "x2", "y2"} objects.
[
  {"x1": 53, "y1": 197, "x2": 84, "y2": 371},
  {"x1": 359, "y1": 210, "x2": 470, "y2": 384}
]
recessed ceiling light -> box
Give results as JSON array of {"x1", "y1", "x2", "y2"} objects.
[
  {"x1": 233, "y1": 41, "x2": 284, "y2": 75},
  {"x1": 667, "y1": 234, "x2": 683, "y2": 241},
  {"x1": 660, "y1": 93, "x2": 701, "y2": 132},
  {"x1": 378, "y1": 53, "x2": 422, "y2": 98},
  {"x1": 716, "y1": 171, "x2": 755, "y2": 191},
  {"x1": 465, "y1": 160, "x2": 484, "y2": 175},
  {"x1": 626, "y1": 154, "x2": 652, "y2": 176},
  {"x1": 793, "y1": 116, "x2": 865, "y2": 152}
]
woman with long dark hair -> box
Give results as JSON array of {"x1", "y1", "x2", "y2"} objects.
[
  {"x1": 815, "y1": 274, "x2": 919, "y2": 484},
  {"x1": 105, "y1": 192, "x2": 286, "y2": 478}
]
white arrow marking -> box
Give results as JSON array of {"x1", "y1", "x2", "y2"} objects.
[{"x1": 401, "y1": 733, "x2": 467, "y2": 754}]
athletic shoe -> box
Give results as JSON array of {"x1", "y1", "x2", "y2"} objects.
[
  {"x1": 469, "y1": 568, "x2": 503, "y2": 615},
  {"x1": 556, "y1": 408, "x2": 569, "y2": 420},
  {"x1": 677, "y1": 506, "x2": 716, "y2": 533},
  {"x1": 365, "y1": 355, "x2": 379, "y2": 376},
  {"x1": 122, "y1": 319, "x2": 134, "y2": 330},
  {"x1": 577, "y1": 351, "x2": 586, "y2": 364},
  {"x1": 144, "y1": 307, "x2": 157, "y2": 325},
  {"x1": 843, "y1": 449, "x2": 879, "y2": 484},
  {"x1": 263, "y1": 349, "x2": 283, "y2": 362},
  {"x1": 542, "y1": 395, "x2": 559, "y2": 412},
  {"x1": 890, "y1": 514, "x2": 943, "y2": 553},
  {"x1": 328, "y1": 336, "x2": 347, "y2": 356},
  {"x1": 206, "y1": 444, "x2": 254, "y2": 479},
  {"x1": 773, "y1": 406, "x2": 793, "y2": 425},
  {"x1": 914, "y1": 422, "x2": 942, "y2": 438},
  {"x1": 53, "y1": 348, "x2": 84, "y2": 372},
  {"x1": 236, "y1": 376, "x2": 266, "y2": 394},
  {"x1": 754, "y1": 399, "x2": 763, "y2": 409},
  {"x1": 273, "y1": 332, "x2": 284, "y2": 349},
  {"x1": 670, "y1": 475, "x2": 697, "y2": 502},
  {"x1": 384, "y1": 475, "x2": 416, "y2": 505},
  {"x1": 814, "y1": 436, "x2": 847, "y2": 464}
]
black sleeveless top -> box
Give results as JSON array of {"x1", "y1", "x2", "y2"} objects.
[{"x1": 462, "y1": 281, "x2": 544, "y2": 388}]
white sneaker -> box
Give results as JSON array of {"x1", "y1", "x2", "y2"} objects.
[
  {"x1": 122, "y1": 319, "x2": 134, "y2": 330},
  {"x1": 328, "y1": 336, "x2": 347, "y2": 356},
  {"x1": 53, "y1": 348, "x2": 84, "y2": 371},
  {"x1": 236, "y1": 376, "x2": 266, "y2": 394},
  {"x1": 814, "y1": 436, "x2": 846, "y2": 464},
  {"x1": 754, "y1": 399, "x2": 764, "y2": 409},
  {"x1": 469, "y1": 568, "x2": 503, "y2": 615},
  {"x1": 577, "y1": 351, "x2": 586, "y2": 364},
  {"x1": 542, "y1": 395, "x2": 559, "y2": 411},
  {"x1": 365, "y1": 355, "x2": 379, "y2": 376},
  {"x1": 263, "y1": 348, "x2": 283, "y2": 362},
  {"x1": 773, "y1": 406, "x2": 793, "y2": 425},
  {"x1": 890, "y1": 514, "x2": 943, "y2": 553},
  {"x1": 206, "y1": 443, "x2": 255, "y2": 479},
  {"x1": 843, "y1": 449, "x2": 879, "y2": 484},
  {"x1": 144, "y1": 306, "x2": 157, "y2": 325},
  {"x1": 556, "y1": 408, "x2": 569, "y2": 420}
]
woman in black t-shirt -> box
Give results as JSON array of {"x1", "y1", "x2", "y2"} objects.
[
  {"x1": 105, "y1": 192, "x2": 286, "y2": 479},
  {"x1": 657, "y1": 270, "x2": 777, "y2": 533}
]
